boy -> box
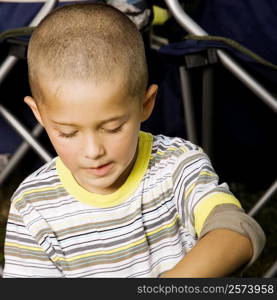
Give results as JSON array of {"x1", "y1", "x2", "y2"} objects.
[{"x1": 3, "y1": 3, "x2": 265, "y2": 278}]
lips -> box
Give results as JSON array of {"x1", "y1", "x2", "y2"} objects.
[{"x1": 84, "y1": 162, "x2": 113, "y2": 176}]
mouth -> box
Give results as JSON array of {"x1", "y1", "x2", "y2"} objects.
[{"x1": 85, "y1": 162, "x2": 114, "y2": 176}]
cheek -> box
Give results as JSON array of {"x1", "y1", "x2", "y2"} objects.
[
  {"x1": 108, "y1": 133, "x2": 138, "y2": 162},
  {"x1": 56, "y1": 145, "x2": 77, "y2": 160},
  {"x1": 47, "y1": 133, "x2": 79, "y2": 161}
]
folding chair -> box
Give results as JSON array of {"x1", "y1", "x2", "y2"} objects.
[
  {"x1": 0, "y1": 0, "x2": 58, "y2": 185},
  {"x1": 163, "y1": 0, "x2": 277, "y2": 277}
]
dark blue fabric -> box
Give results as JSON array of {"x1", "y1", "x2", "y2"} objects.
[
  {"x1": 160, "y1": 39, "x2": 260, "y2": 65},
  {"x1": 160, "y1": 38, "x2": 277, "y2": 84},
  {"x1": 157, "y1": 0, "x2": 277, "y2": 187},
  {"x1": 0, "y1": 2, "x2": 45, "y2": 155},
  {"x1": 0, "y1": 117, "x2": 22, "y2": 153},
  {"x1": 0, "y1": 3, "x2": 44, "y2": 32},
  {"x1": 0, "y1": 1, "x2": 92, "y2": 32},
  {"x1": 142, "y1": 53, "x2": 185, "y2": 137},
  {"x1": 158, "y1": 0, "x2": 277, "y2": 85},
  {"x1": 190, "y1": 0, "x2": 277, "y2": 66}
]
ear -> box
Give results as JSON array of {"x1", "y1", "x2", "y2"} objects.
[
  {"x1": 24, "y1": 96, "x2": 44, "y2": 126},
  {"x1": 141, "y1": 84, "x2": 158, "y2": 122}
]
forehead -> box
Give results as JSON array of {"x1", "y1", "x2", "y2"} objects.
[
  {"x1": 41, "y1": 77, "x2": 126, "y2": 103},
  {"x1": 38, "y1": 78, "x2": 139, "y2": 124}
]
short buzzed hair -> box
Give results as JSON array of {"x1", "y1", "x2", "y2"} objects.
[{"x1": 27, "y1": 3, "x2": 148, "y2": 101}]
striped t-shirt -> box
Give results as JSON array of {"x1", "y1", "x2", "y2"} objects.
[{"x1": 3, "y1": 132, "x2": 241, "y2": 277}]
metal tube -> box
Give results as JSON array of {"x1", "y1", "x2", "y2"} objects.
[
  {"x1": 179, "y1": 66, "x2": 198, "y2": 144},
  {"x1": 0, "y1": 0, "x2": 57, "y2": 168},
  {"x1": 165, "y1": 0, "x2": 277, "y2": 112},
  {"x1": 29, "y1": 0, "x2": 57, "y2": 26},
  {"x1": 263, "y1": 260, "x2": 277, "y2": 278},
  {"x1": 217, "y1": 50, "x2": 277, "y2": 112},
  {"x1": 0, "y1": 124, "x2": 45, "y2": 185},
  {"x1": 0, "y1": 0, "x2": 57, "y2": 84},
  {"x1": 202, "y1": 66, "x2": 214, "y2": 158},
  {"x1": 165, "y1": 0, "x2": 207, "y2": 35},
  {"x1": 0, "y1": 56, "x2": 18, "y2": 84},
  {"x1": 0, "y1": 105, "x2": 52, "y2": 162},
  {"x1": 248, "y1": 180, "x2": 277, "y2": 217}
]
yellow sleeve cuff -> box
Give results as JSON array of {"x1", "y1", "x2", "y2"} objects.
[{"x1": 194, "y1": 192, "x2": 242, "y2": 237}]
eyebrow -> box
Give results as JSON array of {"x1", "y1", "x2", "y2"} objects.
[
  {"x1": 51, "y1": 115, "x2": 127, "y2": 127},
  {"x1": 52, "y1": 121, "x2": 77, "y2": 127}
]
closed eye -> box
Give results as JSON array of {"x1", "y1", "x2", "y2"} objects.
[
  {"x1": 58, "y1": 131, "x2": 78, "y2": 138},
  {"x1": 104, "y1": 125, "x2": 123, "y2": 134}
]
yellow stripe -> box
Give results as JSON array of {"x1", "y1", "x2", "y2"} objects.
[
  {"x1": 7, "y1": 214, "x2": 179, "y2": 263},
  {"x1": 199, "y1": 171, "x2": 215, "y2": 177},
  {"x1": 168, "y1": 147, "x2": 179, "y2": 151},
  {"x1": 157, "y1": 150, "x2": 165, "y2": 156},
  {"x1": 5, "y1": 242, "x2": 44, "y2": 252},
  {"x1": 157, "y1": 148, "x2": 175, "y2": 156},
  {"x1": 180, "y1": 146, "x2": 188, "y2": 152},
  {"x1": 184, "y1": 171, "x2": 216, "y2": 199},
  {"x1": 194, "y1": 192, "x2": 242, "y2": 237},
  {"x1": 146, "y1": 215, "x2": 179, "y2": 237},
  {"x1": 53, "y1": 216, "x2": 179, "y2": 262},
  {"x1": 185, "y1": 183, "x2": 195, "y2": 199},
  {"x1": 157, "y1": 146, "x2": 188, "y2": 156},
  {"x1": 53, "y1": 238, "x2": 147, "y2": 262},
  {"x1": 13, "y1": 184, "x2": 63, "y2": 204}
]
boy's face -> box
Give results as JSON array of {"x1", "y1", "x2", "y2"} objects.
[{"x1": 25, "y1": 78, "x2": 157, "y2": 195}]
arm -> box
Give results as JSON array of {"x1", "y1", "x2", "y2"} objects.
[
  {"x1": 160, "y1": 204, "x2": 266, "y2": 278},
  {"x1": 160, "y1": 228, "x2": 252, "y2": 278},
  {"x1": 168, "y1": 149, "x2": 265, "y2": 278}
]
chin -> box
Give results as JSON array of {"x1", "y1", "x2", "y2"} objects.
[{"x1": 84, "y1": 178, "x2": 118, "y2": 194}]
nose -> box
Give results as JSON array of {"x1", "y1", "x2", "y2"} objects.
[{"x1": 82, "y1": 132, "x2": 105, "y2": 160}]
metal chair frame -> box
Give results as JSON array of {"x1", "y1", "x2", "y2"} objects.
[
  {"x1": 165, "y1": 0, "x2": 277, "y2": 277},
  {"x1": 0, "y1": 0, "x2": 57, "y2": 186}
]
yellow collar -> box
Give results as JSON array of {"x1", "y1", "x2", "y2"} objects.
[{"x1": 56, "y1": 131, "x2": 153, "y2": 208}]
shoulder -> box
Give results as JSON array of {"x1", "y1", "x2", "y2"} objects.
[
  {"x1": 150, "y1": 133, "x2": 205, "y2": 164},
  {"x1": 10, "y1": 157, "x2": 60, "y2": 204},
  {"x1": 149, "y1": 133, "x2": 215, "y2": 182},
  {"x1": 152, "y1": 134, "x2": 202, "y2": 154},
  {"x1": 144, "y1": 133, "x2": 210, "y2": 181}
]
